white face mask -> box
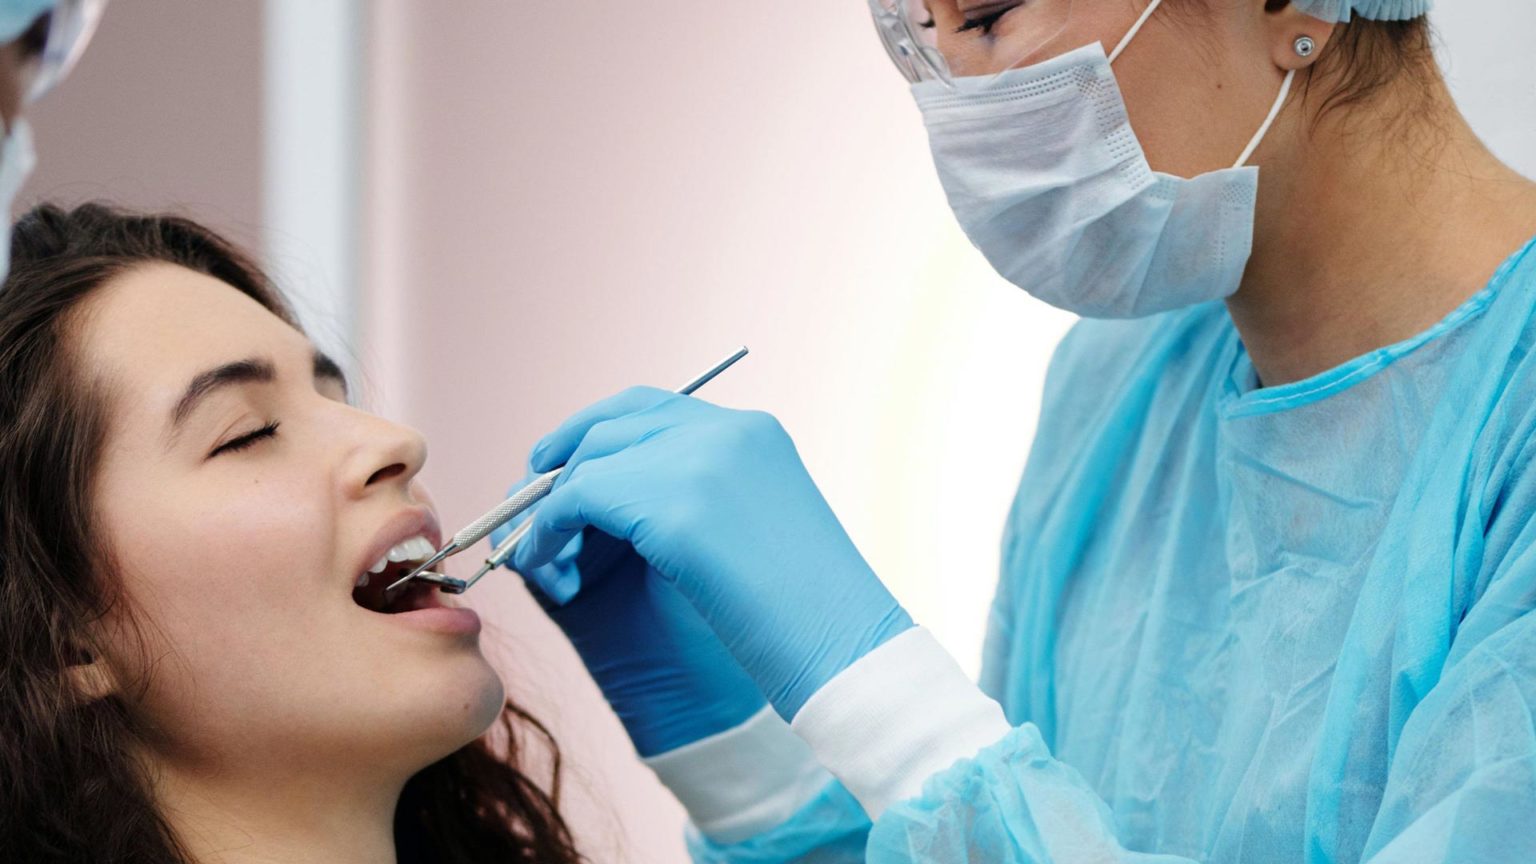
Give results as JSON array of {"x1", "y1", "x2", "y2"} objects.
[
  {"x1": 913, "y1": 21, "x2": 1294, "y2": 319},
  {"x1": 0, "y1": 118, "x2": 36, "y2": 286}
]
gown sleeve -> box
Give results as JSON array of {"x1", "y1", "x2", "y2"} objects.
[
  {"x1": 677, "y1": 544, "x2": 1029, "y2": 864},
  {"x1": 1354, "y1": 557, "x2": 1536, "y2": 862},
  {"x1": 787, "y1": 627, "x2": 1200, "y2": 864},
  {"x1": 643, "y1": 703, "x2": 872, "y2": 863},
  {"x1": 686, "y1": 438, "x2": 1536, "y2": 864},
  {"x1": 765, "y1": 609, "x2": 1536, "y2": 864},
  {"x1": 684, "y1": 779, "x2": 873, "y2": 864}
]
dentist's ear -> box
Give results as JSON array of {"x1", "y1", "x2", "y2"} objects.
[
  {"x1": 63, "y1": 649, "x2": 121, "y2": 704},
  {"x1": 1264, "y1": 2, "x2": 1334, "y2": 72}
]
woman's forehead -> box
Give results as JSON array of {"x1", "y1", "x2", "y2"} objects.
[{"x1": 75, "y1": 263, "x2": 309, "y2": 418}]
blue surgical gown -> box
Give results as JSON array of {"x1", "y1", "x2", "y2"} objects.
[{"x1": 690, "y1": 235, "x2": 1536, "y2": 863}]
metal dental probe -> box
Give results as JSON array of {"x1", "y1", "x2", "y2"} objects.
[
  {"x1": 385, "y1": 346, "x2": 751, "y2": 596},
  {"x1": 450, "y1": 344, "x2": 754, "y2": 593},
  {"x1": 443, "y1": 520, "x2": 529, "y2": 594}
]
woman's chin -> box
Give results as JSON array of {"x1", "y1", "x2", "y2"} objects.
[
  {"x1": 437, "y1": 658, "x2": 508, "y2": 745},
  {"x1": 384, "y1": 655, "x2": 508, "y2": 766}
]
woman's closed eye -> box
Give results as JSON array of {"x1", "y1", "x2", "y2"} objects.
[{"x1": 209, "y1": 421, "x2": 280, "y2": 459}]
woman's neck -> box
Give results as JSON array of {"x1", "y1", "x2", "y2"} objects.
[
  {"x1": 152, "y1": 754, "x2": 403, "y2": 864},
  {"x1": 1228, "y1": 69, "x2": 1536, "y2": 387}
]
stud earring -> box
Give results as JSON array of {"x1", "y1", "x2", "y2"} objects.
[{"x1": 1294, "y1": 35, "x2": 1316, "y2": 58}]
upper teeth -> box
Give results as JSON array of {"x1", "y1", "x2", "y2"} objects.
[{"x1": 356, "y1": 535, "x2": 435, "y2": 587}]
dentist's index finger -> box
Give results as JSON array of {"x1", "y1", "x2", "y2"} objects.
[
  {"x1": 513, "y1": 457, "x2": 631, "y2": 576},
  {"x1": 529, "y1": 386, "x2": 678, "y2": 472}
]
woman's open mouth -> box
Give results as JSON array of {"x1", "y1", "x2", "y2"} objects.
[
  {"x1": 348, "y1": 529, "x2": 479, "y2": 635},
  {"x1": 352, "y1": 534, "x2": 442, "y2": 614},
  {"x1": 353, "y1": 563, "x2": 440, "y2": 613}
]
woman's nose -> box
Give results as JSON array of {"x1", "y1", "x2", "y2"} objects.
[{"x1": 343, "y1": 411, "x2": 429, "y2": 498}]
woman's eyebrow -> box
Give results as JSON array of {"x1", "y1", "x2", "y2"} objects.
[
  {"x1": 169, "y1": 357, "x2": 275, "y2": 432},
  {"x1": 313, "y1": 349, "x2": 347, "y2": 394},
  {"x1": 166, "y1": 350, "x2": 350, "y2": 442}
]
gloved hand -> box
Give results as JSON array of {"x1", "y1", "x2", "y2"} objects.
[
  {"x1": 514, "y1": 387, "x2": 914, "y2": 720},
  {"x1": 493, "y1": 500, "x2": 765, "y2": 757}
]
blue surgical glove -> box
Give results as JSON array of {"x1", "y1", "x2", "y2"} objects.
[
  {"x1": 493, "y1": 502, "x2": 765, "y2": 757},
  {"x1": 515, "y1": 387, "x2": 914, "y2": 720}
]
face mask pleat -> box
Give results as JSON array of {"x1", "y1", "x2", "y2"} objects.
[{"x1": 912, "y1": 8, "x2": 1294, "y2": 319}]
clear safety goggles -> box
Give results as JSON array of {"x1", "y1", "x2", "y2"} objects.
[
  {"x1": 26, "y1": 0, "x2": 106, "y2": 102},
  {"x1": 868, "y1": 0, "x2": 1075, "y2": 88}
]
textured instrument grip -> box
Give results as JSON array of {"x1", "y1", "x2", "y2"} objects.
[
  {"x1": 446, "y1": 348, "x2": 748, "y2": 561},
  {"x1": 453, "y1": 468, "x2": 560, "y2": 549}
]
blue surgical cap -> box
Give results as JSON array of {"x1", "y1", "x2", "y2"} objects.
[
  {"x1": 1293, "y1": 0, "x2": 1431, "y2": 22},
  {"x1": 0, "y1": 0, "x2": 53, "y2": 44}
]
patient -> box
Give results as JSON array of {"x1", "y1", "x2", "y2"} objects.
[{"x1": 0, "y1": 203, "x2": 583, "y2": 863}]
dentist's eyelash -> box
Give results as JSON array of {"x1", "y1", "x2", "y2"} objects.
[
  {"x1": 210, "y1": 421, "x2": 280, "y2": 458},
  {"x1": 957, "y1": 6, "x2": 1017, "y2": 34}
]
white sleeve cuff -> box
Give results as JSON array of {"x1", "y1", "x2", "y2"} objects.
[
  {"x1": 789, "y1": 626, "x2": 1012, "y2": 819},
  {"x1": 643, "y1": 705, "x2": 835, "y2": 845}
]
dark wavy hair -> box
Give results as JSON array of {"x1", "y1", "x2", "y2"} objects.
[{"x1": 0, "y1": 203, "x2": 584, "y2": 863}]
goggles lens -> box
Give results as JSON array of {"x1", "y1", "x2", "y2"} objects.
[
  {"x1": 868, "y1": 0, "x2": 1074, "y2": 88},
  {"x1": 29, "y1": 0, "x2": 105, "y2": 102}
]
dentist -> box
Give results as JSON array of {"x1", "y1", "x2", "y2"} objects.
[{"x1": 504, "y1": 0, "x2": 1536, "y2": 862}]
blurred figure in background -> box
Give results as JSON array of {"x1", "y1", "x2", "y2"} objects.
[{"x1": 0, "y1": 1, "x2": 103, "y2": 279}]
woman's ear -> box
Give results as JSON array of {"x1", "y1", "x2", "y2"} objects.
[
  {"x1": 1264, "y1": 5, "x2": 1334, "y2": 72},
  {"x1": 64, "y1": 651, "x2": 120, "y2": 703}
]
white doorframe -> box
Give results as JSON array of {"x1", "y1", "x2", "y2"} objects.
[{"x1": 262, "y1": 0, "x2": 365, "y2": 367}]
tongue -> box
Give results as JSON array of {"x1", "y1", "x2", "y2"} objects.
[
  {"x1": 388, "y1": 581, "x2": 440, "y2": 613},
  {"x1": 352, "y1": 561, "x2": 444, "y2": 614},
  {"x1": 354, "y1": 561, "x2": 409, "y2": 612}
]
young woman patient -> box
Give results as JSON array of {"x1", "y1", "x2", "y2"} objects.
[{"x1": 0, "y1": 203, "x2": 584, "y2": 863}]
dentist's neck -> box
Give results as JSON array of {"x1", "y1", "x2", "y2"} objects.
[
  {"x1": 151, "y1": 753, "x2": 403, "y2": 864},
  {"x1": 1228, "y1": 64, "x2": 1536, "y2": 387}
]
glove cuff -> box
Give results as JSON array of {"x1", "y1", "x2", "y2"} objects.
[
  {"x1": 790, "y1": 626, "x2": 1012, "y2": 818},
  {"x1": 644, "y1": 705, "x2": 835, "y2": 844}
]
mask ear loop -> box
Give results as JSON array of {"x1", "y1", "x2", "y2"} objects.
[
  {"x1": 1106, "y1": 0, "x2": 1297, "y2": 170},
  {"x1": 1232, "y1": 69, "x2": 1296, "y2": 168},
  {"x1": 1108, "y1": 0, "x2": 1167, "y2": 64}
]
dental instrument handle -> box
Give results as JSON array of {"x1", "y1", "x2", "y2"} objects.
[
  {"x1": 487, "y1": 519, "x2": 531, "y2": 569},
  {"x1": 448, "y1": 519, "x2": 530, "y2": 595},
  {"x1": 479, "y1": 345, "x2": 745, "y2": 562},
  {"x1": 385, "y1": 477, "x2": 553, "y2": 593},
  {"x1": 393, "y1": 466, "x2": 567, "y2": 591},
  {"x1": 674, "y1": 345, "x2": 749, "y2": 396},
  {"x1": 393, "y1": 346, "x2": 750, "y2": 594},
  {"x1": 393, "y1": 346, "x2": 748, "y2": 594},
  {"x1": 445, "y1": 345, "x2": 748, "y2": 554},
  {"x1": 441, "y1": 345, "x2": 751, "y2": 596},
  {"x1": 445, "y1": 557, "x2": 499, "y2": 595},
  {"x1": 450, "y1": 469, "x2": 560, "y2": 552}
]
